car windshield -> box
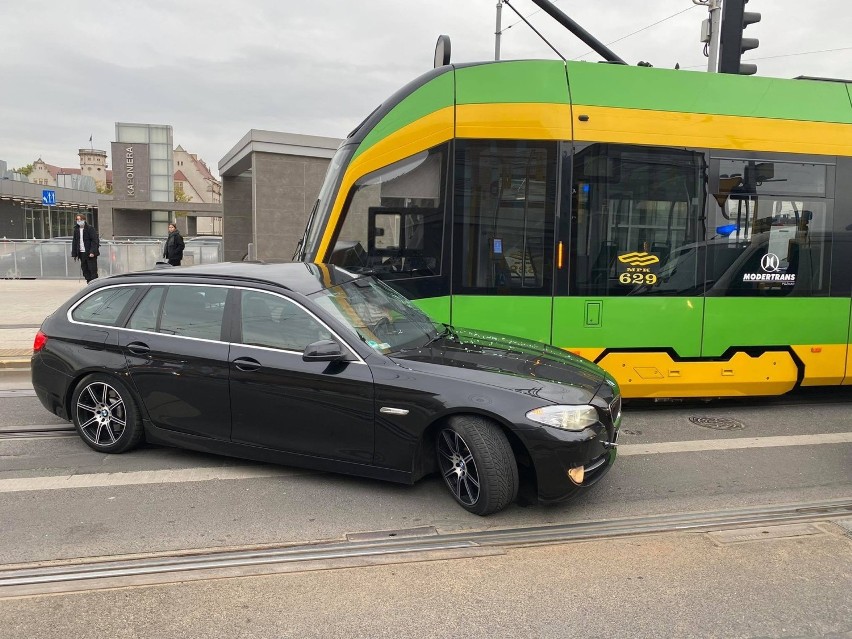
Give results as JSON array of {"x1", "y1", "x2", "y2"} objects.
[{"x1": 310, "y1": 276, "x2": 440, "y2": 354}]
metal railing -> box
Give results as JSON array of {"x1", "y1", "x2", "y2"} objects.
[{"x1": 0, "y1": 238, "x2": 223, "y2": 279}]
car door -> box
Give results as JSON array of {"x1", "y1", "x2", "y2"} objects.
[
  {"x1": 119, "y1": 283, "x2": 232, "y2": 441},
  {"x1": 228, "y1": 288, "x2": 374, "y2": 464}
]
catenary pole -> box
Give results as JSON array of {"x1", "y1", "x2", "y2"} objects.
[
  {"x1": 495, "y1": 0, "x2": 503, "y2": 61},
  {"x1": 707, "y1": 0, "x2": 721, "y2": 72}
]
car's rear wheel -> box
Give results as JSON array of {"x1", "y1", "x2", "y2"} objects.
[
  {"x1": 437, "y1": 416, "x2": 519, "y2": 515},
  {"x1": 71, "y1": 374, "x2": 144, "y2": 453}
]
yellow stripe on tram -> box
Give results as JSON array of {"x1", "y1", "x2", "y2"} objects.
[{"x1": 573, "y1": 105, "x2": 852, "y2": 156}]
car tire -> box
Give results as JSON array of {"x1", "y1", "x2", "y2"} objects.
[
  {"x1": 71, "y1": 373, "x2": 144, "y2": 454},
  {"x1": 437, "y1": 415, "x2": 519, "y2": 515}
]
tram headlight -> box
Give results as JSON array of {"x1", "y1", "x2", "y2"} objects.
[{"x1": 526, "y1": 405, "x2": 599, "y2": 431}]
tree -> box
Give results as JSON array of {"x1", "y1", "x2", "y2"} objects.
[
  {"x1": 96, "y1": 184, "x2": 113, "y2": 195},
  {"x1": 174, "y1": 183, "x2": 193, "y2": 218},
  {"x1": 174, "y1": 183, "x2": 193, "y2": 203},
  {"x1": 13, "y1": 163, "x2": 33, "y2": 176}
]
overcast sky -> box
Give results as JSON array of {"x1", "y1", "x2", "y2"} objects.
[{"x1": 2, "y1": 0, "x2": 849, "y2": 177}]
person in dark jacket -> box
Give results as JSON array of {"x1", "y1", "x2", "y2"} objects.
[
  {"x1": 71, "y1": 214, "x2": 99, "y2": 283},
  {"x1": 163, "y1": 223, "x2": 185, "y2": 266}
]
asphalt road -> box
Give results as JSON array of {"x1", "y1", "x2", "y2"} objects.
[{"x1": 1, "y1": 385, "x2": 850, "y2": 638}]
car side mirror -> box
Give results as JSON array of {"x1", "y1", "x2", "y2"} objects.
[{"x1": 303, "y1": 339, "x2": 346, "y2": 362}]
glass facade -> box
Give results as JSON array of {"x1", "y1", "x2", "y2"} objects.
[{"x1": 115, "y1": 122, "x2": 174, "y2": 236}]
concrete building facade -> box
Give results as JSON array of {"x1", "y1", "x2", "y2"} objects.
[
  {"x1": 218, "y1": 130, "x2": 341, "y2": 262},
  {"x1": 174, "y1": 145, "x2": 222, "y2": 204},
  {"x1": 174, "y1": 145, "x2": 223, "y2": 236},
  {"x1": 102, "y1": 123, "x2": 220, "y2": 239},
  {"x1": 0, "y1": 168, "x2": 101, "y2": 239}
]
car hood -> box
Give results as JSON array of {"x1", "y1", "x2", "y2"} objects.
[{"x1": 388, "y1": 327, "x2": 608, "y2": 402}]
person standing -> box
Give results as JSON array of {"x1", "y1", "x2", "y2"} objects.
[
  {"x1": 163, "y1": 222, "x2": 185, "y2": 266},
  {"x1": 71, "y1": 214, "x2": 99, "y2": 283}
]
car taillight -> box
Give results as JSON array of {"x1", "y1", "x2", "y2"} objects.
[{"x1": 33, "y1": 330, "x2": 48, "y2": 353}]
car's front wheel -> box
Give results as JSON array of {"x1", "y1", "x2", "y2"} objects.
[
  {"x1": 71, "y1": 374, "x2": 144, "y2": 453},
  {"x1": 437, "y1": 416, "x2": 519, "y2": 515}
]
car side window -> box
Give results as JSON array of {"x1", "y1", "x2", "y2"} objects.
[
  {"x1": 240, "y1": 290, "x2": 331, "y2": 352},
  {"x1": 159, "y1": 285, "x2": 228, "y2": 340},
  {"x1": 72, "y1": 287, "x2": 139, "y2": 326},
  {"x1": 127, "y1": 286, "x2": 165, "y2": 332}
]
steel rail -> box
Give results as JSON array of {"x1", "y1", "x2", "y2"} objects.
[
  {"x1": 0, "y1": 425, "x2": 75, "y2": 439},
  {"x1": 1, "y1": 498, "x2": 849, "y2": 592}
]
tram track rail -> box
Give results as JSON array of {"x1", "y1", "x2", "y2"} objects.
[
  {"x1": 1, "y1": 498, "x2": 849, "y2": 598},
  {"x1": 0, "y1": 425, "x2": 75, "y2": 440}
]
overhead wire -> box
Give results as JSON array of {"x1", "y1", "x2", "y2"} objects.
[
  {"x1": 497, "y1": 1, "x2": 700, "y2": 58},
  {"x1": 681, "y1": 46, "x2": 852, "y2": 70},
  {"x1": 499, "y1": 1, "x2": 849, "y2": 72},
  {"x1": 574, "y1": 5, "x2": 700, "y2": 60},
  {"x1": 500, "y1": 0, "x2": 560, "y2": 33}
]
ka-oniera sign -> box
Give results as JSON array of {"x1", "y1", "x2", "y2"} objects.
[{"x1": 111, "y1": 142, "x2": 150, "y2": 200}]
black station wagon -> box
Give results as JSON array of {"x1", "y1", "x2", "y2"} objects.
[{"x1": 32, "y1": 263, "x2": 621, "y2": 515}]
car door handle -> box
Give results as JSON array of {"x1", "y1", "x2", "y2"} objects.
[
  {"x1": 232, "y1": 357, "x2": 261, "y2": 372},
  {"x1": 127, "y1": 341, "x2": 150, "y2": 354}
]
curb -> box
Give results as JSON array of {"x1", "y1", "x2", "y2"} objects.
[
  {"x1": 0, "y1": 357, "x2": 31, "y2": 383},
  {"x1": 0, "y1": 358, "x2": 31, "y2": 370},
  {"x1": 0, "y1": 368, "x2": 32, "y2": 384}
]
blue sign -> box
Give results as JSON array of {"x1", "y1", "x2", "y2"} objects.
[{"x1": 42, "y1": 190, "x2": 56, "y2": 206}]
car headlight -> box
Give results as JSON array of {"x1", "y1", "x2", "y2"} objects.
[{"x1": 526, "y1": 405, "x2": 599, "y2": 431}]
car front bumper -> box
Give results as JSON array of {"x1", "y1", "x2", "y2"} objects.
[{"x1": 518, "y1": 420, "x2": 619, "y2": 503}]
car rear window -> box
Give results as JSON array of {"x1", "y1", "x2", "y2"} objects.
[{"x1": 72, "y1": 287, "x2": 139, "y2": 326}]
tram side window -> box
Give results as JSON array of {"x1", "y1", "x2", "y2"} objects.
[
  {"x1": 570, "y1": 144, "x2": 706, "y2": 296},
  {"x1": 705, "y1": 158, "x2": 833, "y2": 297},
  {"x1": 453, "y1": 140, "x2": 556, "y2": 294},
  {"x1": 329, "y1": 146, "x2": 447, "y2": 278}
]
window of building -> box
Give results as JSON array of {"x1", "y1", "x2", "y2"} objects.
[
  {"x1": 330, "y1": 145, "x2": 447, "y2": 278},
  {"x1": 240, "y1": 290, "x2": 331, "y2": 351},
  {"x1": 72, "y1": 287, "x2": 139, "y2": 326},
  {"x1": 568, "y1": 143, "x2": 707, "y2": 296},
  {"x1": 453, "y1": 140, "x2": 557, "y2": 294},
  {"x1": 159, "y1": 286, "x2": 228, "y2": 340}
]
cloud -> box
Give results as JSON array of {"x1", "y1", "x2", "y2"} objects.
[{"x1": 2, "y1": 0, "x2": 849, "y2": 175}]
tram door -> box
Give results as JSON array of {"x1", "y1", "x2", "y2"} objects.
[
  {"x1": 552, "y1": 143, "x2": 707, "y2": 361},
  {"x1": 450, "y1": 140, "x2": 558, "y2": 343},
  {"x1": 701, "y1": 156, "x2": 845, "y2": 390}
]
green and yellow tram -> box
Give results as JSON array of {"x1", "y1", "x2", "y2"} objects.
[{"x1": 297, "y1": 57, "x2": 852, "y2": 399}]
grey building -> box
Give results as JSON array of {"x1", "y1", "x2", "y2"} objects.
[
  {"x1": 103, "y1": 122, "x2": 222, "y2": 239},
  {"x1": 0, "y1": 161, "x2": 101, "y2": 239},
  {"x1": 218, "y1": 130, "x2": 341, "y2": 262}
]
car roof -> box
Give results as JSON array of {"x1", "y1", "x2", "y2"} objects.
[{"x1": 106, "y1": 262, "x2": 359, "y2": 295}]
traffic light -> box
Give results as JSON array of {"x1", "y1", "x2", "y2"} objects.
[{"x1": 718, "y1": 0, "x2": 761, "y2": 75}]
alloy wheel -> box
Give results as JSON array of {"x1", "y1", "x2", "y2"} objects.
[
  {"x1": 437, "y1": 428, "x2": 481, "y2": 506},
  {"x1": 75, "y1": 382, "x2": 127, "y2": 446}
]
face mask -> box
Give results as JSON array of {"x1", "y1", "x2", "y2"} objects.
[{"x1": 76, "y1": 220, "x2": 85, "y2": 227}]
